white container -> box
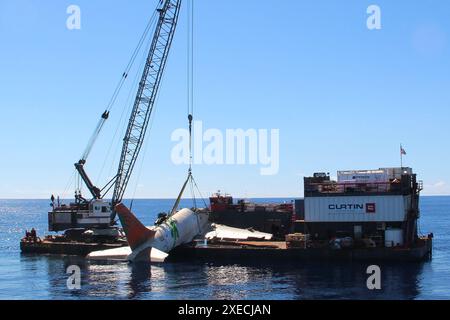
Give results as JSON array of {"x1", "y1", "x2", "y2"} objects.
[
  {"x1": 304, "y1": 195, "x2": 409, "y2": 222},
  {"x1": 337, "y1": 169, "x2": 388, "y2": 183},
  {"x1": 381, "y1": 167, "x2": 412, "y2": 180},
  {"x1": 385, "y1": 229, "x2": 404, "y2": 248}
]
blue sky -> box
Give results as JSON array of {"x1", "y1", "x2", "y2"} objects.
[{"x1": 0, "y1": 0, "x2": 449, "y2": 199}]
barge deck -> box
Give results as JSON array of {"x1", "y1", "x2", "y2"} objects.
[{"x1": 20, "y1": 240, "x2": 128, "y2": 256}]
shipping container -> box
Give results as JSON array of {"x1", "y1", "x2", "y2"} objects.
[
  {"x1": 304, "y1": 195, "x2": 410, "y2": 222},
  {"x1": 337, "y1": 169, "x2": 388, "y2": 183},
  {"x1": 337, "y1": 167, "x2": 413, "y2": 183}
]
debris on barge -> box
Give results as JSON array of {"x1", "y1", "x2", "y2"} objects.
[{"x1": 209, "y1": 193, "x2": 294, "y2": 239}]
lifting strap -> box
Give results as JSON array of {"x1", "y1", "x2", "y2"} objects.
[
  {"x1": 170, "y1": 113, "x2": 194, "y2": 216},
  {"x1": 170, "y1": 170, "x2": 192, "y2": 216}
]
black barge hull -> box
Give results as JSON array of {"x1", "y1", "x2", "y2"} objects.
[
  {"x1": 169, "y1": 240, "x2": 433, "y2": 263},
  {"x1": 20, "y1": 239, "x2": 432, "y2": 263}
]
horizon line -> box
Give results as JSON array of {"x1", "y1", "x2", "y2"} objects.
[{"x1": 1, "y1": 194, "x2": 450, "y2": 201}]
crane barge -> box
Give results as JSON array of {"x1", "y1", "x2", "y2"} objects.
[
  {"x1": 21, "y1": 0, "x2": 183, "y2": 255},
  {"x1": 21, "y1": 1, "x2": 433, "y2": 262}
]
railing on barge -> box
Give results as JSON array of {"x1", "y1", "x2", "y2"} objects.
[{"x1": 304, "y1": 176, "x2": 422, "y2": 197}]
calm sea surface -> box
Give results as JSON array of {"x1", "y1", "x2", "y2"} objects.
[{"x1": 0, "y1": 197, "x2": 449, "y2": 300}]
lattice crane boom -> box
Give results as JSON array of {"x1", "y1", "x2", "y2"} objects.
[{"x1": 111, "y1": 0, "x2": 182, "y2": 221}]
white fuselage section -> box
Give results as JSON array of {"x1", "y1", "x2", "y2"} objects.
[{"x1": 128, "y1": 208, "x2": 209, "y2": 261}]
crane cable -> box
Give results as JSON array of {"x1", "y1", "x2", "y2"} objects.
[
  {"x1": 107, "y1": 7, "x2": 160, "y2": 113},
  {"x1": 79, "y1": 8, "x2": 160, "y2": 164},
  {"x1": 187, "y1": 0, "x2": 198, "y2": 208},
  {"x1": 75, "y1": 5, "x2": 161, "y2": 201},
  {"x1": 97, "y1": 11, "x2": 159, "y2": 186},
  {"x1": 172, "y1": 0, "x2": 208, "y2": 215},
  {"x1": 187, "y1": 0, "x2": 194, "y2": 173},
  {"x1": 187, "y1": 0, "x2": 207, "y2": 211},
  {"x1": 63, "y1": 1, "x2": 163, "y2": 202}
]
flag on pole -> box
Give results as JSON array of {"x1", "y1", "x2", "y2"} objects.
[
  {"x1": 401, "y1": 146, "x2": 407, "y2": 155},
  {"x1": 400, "y1": 145, "x2": 406, "y2": 168}
]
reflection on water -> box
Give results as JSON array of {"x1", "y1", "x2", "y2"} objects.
[
  {"x1": 19, "y1": 256, "x2": 425, "y2": 300},
  {"x1": 128, "y1": 263, "x2": 152, "y2": 299},
  {"x1": 3, "y1": 198, "x2": 450, "y2": 300}
]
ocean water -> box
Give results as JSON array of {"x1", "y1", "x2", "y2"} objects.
[{"x1": 0, "y1": 197, "x2": 449, "y2": 300}]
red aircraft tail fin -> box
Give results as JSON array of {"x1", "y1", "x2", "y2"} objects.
[{"x1": 115, "y1": 203, "x2": 156, "y2": 251}]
